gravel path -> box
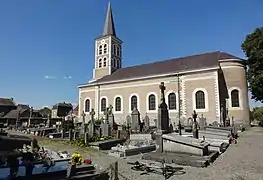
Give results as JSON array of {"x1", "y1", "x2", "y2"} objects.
[{"x1": 7, "y1": 127, "x2": 263, "y2": 180}]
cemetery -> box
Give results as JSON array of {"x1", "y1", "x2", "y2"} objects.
[{"x1": 1, "y1": 81, "x2": 247, "y2": 179}]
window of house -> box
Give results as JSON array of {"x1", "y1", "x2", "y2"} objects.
[
  {"x1": 231, "y1": 89, "x2": 240, "y2": 107},
  {"x1": 195, "y1": 90, "x2": 205, "y2": 109},
  {"x1": 98, "y1": 45, "x2": 102, "y2": 55},
  {"x1": 98, "y1": 58, "x2": 102, "y2": 68},
  {"x1": 148, "y1": 94, "x2": 156, "y2": 110},
  {"x1": 130, "y1": 95, "x2": 138, "y2": 111},
  {"x1": 104, "y1": 44, "x2": 107, "y2": 54},
  {"x1": 117, "y1": 46, "x2": 120, "y2": 57},
  {"x1": 168, "y1": 93, "x2": 176, "y2": 110},
  {"x1": 115, "y1": 97, "x2": 121, "y2": 111},
  {"x1": 85, "y1": 99, "x2": 90, "y2": 112},
  {"x1": 103, "y1": 57, "x2": 107, "y2": 67},
  {"x1": 101, "y1": 98, "x2": 106, "y2": 112},
  {"x1": 113, "y1": 45, "x2": 116, "y2": 55}
]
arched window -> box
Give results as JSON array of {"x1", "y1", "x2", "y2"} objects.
[
  {"x1": 113, "y1": 45, "x2": 116, "y2": 55},
  {"x1": 130, "y1": 95, "x2": 138, "y2": 111},
  {"x1": 98, "y1": 45, "x2": 102, "y2": 55},
  {"x1": 115, "y1": 97, "x2": 121, "y2": 111},
  {"x1": 103, "y1": 57, "x2": 107, "y2": 67},
  {"x1": 231, "y1": 89, "x2": 240, "y2": 107},
  {"x1": 101, "y1": 98, "x2": 106, "y2": 112},
  {"x1": 168, "y1": 93, "x2": 176, "y2": 110},
  {"x1": 84, "y1": 99, "x2": 90, "y2": 112},
  {"x1": 98, "y1": 58, "x2": 102, "y2": 68},
  {"x1": 103, "y1": 44, "x2": 107, "y2": 54},
  {"x1": 195, "y1": 91, "x2": 205, "y2": 109},
  {"x1": 148, "y1": 94, "x2": 156, "y2": 110},
  {"x1": 117, "y1": 46, "x2": 120, "y2": 56}
]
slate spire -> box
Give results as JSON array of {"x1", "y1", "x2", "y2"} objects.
[{"x1": 102, "y1": 1, "x2": 116, "y2": 36}]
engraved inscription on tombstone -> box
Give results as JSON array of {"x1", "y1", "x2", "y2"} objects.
[
  {"x1": 198, "y1": 114, "x2": 207, "y2": 130},
  {"x1": 131, "y1": 107, "x2": 140, "y2": 132}
]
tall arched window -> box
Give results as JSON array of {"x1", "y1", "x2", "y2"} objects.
[
  {"x1": 101, "y1": 98, "x2": 106, "y2": 112},
  {"x1": 130, "y1": 95, "x2": 138, "y2": 111},
  {"x1": 148, "y1": 94, "x2": 156, "y2": 110},
  {"x1": 98, "y1": 58, "x2": 102, "y2": 68},
  {"x1": 103, "y1": 44, "x2": 107, "y2": 54},
  {"x1": 84, "y1": 99, "x2": 90, "y2": 112},
  {"x1": 168, "y1": 93, "x2": 176, "y2": 110},
  {"x1": 113, "y1": 45, "x2": 116, "y2": 55},
  {"x1": 117, "y1": 46, "x2": 120, "y2": 56},
  {"x1": 98, "y1": 45, "x2": 102, "y2": 55},
  {"x1": 231, "y1": 89, "x2": 240, "y2": 107},
  {"x1": 103, "y1": 57, "x2": 107, "y2": 67},
  {"x1": 115, "y1": 97, "x2": 121, "y2": 111},
  {"x1": 195, "y1": 91, "x2": 205, "y2": 109}
]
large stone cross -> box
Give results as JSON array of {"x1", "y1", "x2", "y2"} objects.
[
  {"x1": 108, "y1": 105, "x2": 113, "y2": 115},
  {"x1": 89, "y1": 108, "x2": 95, "y2": 122},
  {"x1": 159, "y1": 82, "x2": 166, "y2": 103}
]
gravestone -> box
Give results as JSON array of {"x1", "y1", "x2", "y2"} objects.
[
  {"x1": 198, "y1": 114, "x2": 207, "y2": 130},
  {"x1": 73, "y1": 131, "x2": 77, "y2": 140},
  {"x1": 61, "y1": 129, "x2": 65, "y2": 139},
  {"x1": 178, "y1": 120, "x2": 182, "y2": 135},
  {"x1": 46, "y1": 114, "x2": 51, "y2": 128},
  {"x1": 153, "y1": 119, "x2": 157, "y2": 127},
  {"x1": 108, "y1": 105, "x2": 115, "y2": 127},
  {"x1": 104, "y1": 108, "x2": 110, "y2": 124},
  {"x1": 100, "y1": 114, "x2": 111, "y2": 137},
  {"x1": 192, "y1": 111, "x2": 199, "y2": 139},
  {"x1": 157, "y1": 82, "x2": 170, "y2": 133},
  {"x1": 88, "y1": 109, "x2": 96, "y2": 136},
  {"x1": 131, "y1": 107, "x2": 140, "y2": 132},
  {"x1": 185, "y1": 117, "x2": 193, "y2": 132},
  {"x1": 84, "y1": 132, "x2": 89, "y2": 144},
  {"x1": 80, "y1": 111, "x2": 87, "y2": 136},
  {"x1": 225, "y1": 117, "x2": 230, "y2": 127},
  {"x1": 143, "y1": 115, "x2": 150, "y2": 133},
  {"x1": 69, "y1": 129, "x2": 73, "y2": 141}
]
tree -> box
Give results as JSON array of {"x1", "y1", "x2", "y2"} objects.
[
  {"x1": 241, "y1": 27, "x2": 263, "y2": 102},
  {"x1": 251, "y1": 107, "x2": 263, "y2": 125},
  {"x1": 38, "y1": 107, "x2": 51, "y2": 118}
]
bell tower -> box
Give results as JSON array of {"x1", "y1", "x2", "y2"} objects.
[{"x1": 92, "y1": 2, "x2": 123, "y2": 81}]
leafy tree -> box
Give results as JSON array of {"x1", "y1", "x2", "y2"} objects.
[
  {"x1": 38, "y1": 107, "x2": 51, "y2": 118},
  {"x1": 251, "y1": 107, "x2": 263, "y2": 125},
  {"x1": 241, "y1": 27, "x2": 263, "y2": 102}
]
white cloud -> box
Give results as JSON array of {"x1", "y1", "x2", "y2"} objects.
[
  {"x1": 63, "y1": 75, "x2": 72, "y2": 80},
  {"x1": 44, "y1": 75, "x2": 56, "y2": 79}
]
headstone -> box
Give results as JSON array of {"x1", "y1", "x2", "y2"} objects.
[
  {"x1": 73, "y1": 131, "x2": 77, "y2": 140},
  {"x1": 198, "y1": 114, "x2": 206, "y2": 130},
  {"x1": 192, "y1": 111, "x2": 199, "y2": 139},
  {"x1": 116, "y1": 130, "x2": 120, "y2": 138},
  {"x1": 100, "y1": 122, "x2": 111, "y2": 137},
  {"x1": 108, "y1": 105, "x2": 115, "y2": 127},
  {"x1": 104, "y1": 108, "x2": 109, "y2": 123},
  {"x1": 178, "y1": 120, "x2": 182, "y2": 135},
  {"x1": 61, "y1": 129, "x2": 65, "y2": 139},
  {"x1": 185, "y1": 117, "x2": 193, "y2": 132},
  {"x1": 157, "y1": 82, "x2": 170, "y2": 133},
  {"x1": 143, "y1": 115, "x2": 150, "y2": 132},
  {"x1": 84, "y1": 132, "x2": 89, "y2": 144},
  {"x1": 131, "y1": 107, "x2": 140, "y2": 132},
  {"x1": 69, "y1": 129, "x2": 73, "y2": 141},
  {"x1": 46, "y1": 114, "x2": 51, "y2": 127},
  {"x1": 88, "y1": 109, "x2": 95, "y2": 136},
  {"x1": 225, "y1": 117, "x2": 230, "y2": 127},
  {"x1": 80, "y1": 111, "x2": 86, "y2": 136},
  {"x1": 153, "y1": 119, "x2": 157, "y2": 127}
]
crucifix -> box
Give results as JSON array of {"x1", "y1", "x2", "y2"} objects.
[
  {"x1": 89, "y1": 108, "x2": 95, "y2": 123},
  {"x1": 159, "y1": 82, "x2": 166, "y2": 104}
]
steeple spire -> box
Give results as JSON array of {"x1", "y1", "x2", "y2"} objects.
[{"x1": 103, "y1": 1, "x2": 116, "y2": 36}]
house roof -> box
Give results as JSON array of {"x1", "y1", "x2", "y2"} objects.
[
  {"x1": 86, "y1": 51, "x2": 242, "y2": 85},
  {"x1": 0, "y1": 98, "x2": 16, "y2": 106},
  {"x1": 3, "y1": 109, "x2": 27, "y2": 119},
  {"x1": 52, "y1": 102, "x2": 73, "y2": 110}
]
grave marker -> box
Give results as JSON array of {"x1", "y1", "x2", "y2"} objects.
[
  {"x1": 157, "y1": 82, "x2": 169, "y2": 132},
  {"x1": 80, "y1": 111, "x2": 86, "y2": 136},
  {"x1": 192, "y1": 110, "x2": 199, "y2": 139},
  {"x1": 88, "y1": 109, "x2": 95, "y2": 136},
  {"x1": 199, "y1": 114, "x2": 206, "y2": 130},
  {"x1": 131, "y1": 107, "x2": 140, "y2": 132},
  {"x1": 108, "y1": 105, "x2": 115, "y2": 128},
  {"x1": 143, "y1": 115, "x2": 150, "y2": 133}
]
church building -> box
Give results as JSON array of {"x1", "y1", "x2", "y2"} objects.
[{"x1": 78, "y1": 2, "x2": 250, "y2": 126}]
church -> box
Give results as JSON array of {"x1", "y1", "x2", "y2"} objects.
[{"x1": 78, "y1": 2, "x2": 250, "y2": 126}]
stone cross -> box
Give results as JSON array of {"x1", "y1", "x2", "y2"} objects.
[
  {"x1": 108, "y1": 105, "x2": 113, "y2": 115},
  {"x1": 159, "y1": 82, "x2": 166, "y2": 104},
  {"x1": 192, "y1": 110, "x2": 199, "y2": 139},
  {"x1": 89, "y1": 108, "x2": 95, "y2": 123},
  {"x1": 104, "y1": 108, "x2": 109, "y2": 123}
]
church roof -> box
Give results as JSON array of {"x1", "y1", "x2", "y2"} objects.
[
  {"x1": 102, "y1": 2, "x2": 116, "y2": 37},
  {"x1": 89, "y1": 51, "x2": 243, "y2": 85}
]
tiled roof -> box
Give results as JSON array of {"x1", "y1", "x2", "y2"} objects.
[
  {"x1": 0, "y1": 98, "x2": 15, "y2": 106},
  {"x1": 89, "y1": 51, "x2": 242, "y2": 85}
]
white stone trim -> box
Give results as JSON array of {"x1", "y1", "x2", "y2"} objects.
[
  {"x1": 99, "y1": 96, "x2": 108, "y2": 114},
  {"x1": 228, "y1": 87, "x2": 243, "y2": 110},
  {"x1": 83, "y1": 97, "x2": 92, "y2": 113},
  {"x1": 113, "y1": 95, "x2": 123, "y2": 114},
  {"x1": 129, "y1": 93, "x2": 140, "y2": 113},
  {"x1": 192, "y1": 88, "x2": 209, "y2": 113},
  {"x1": 165, "y1": 90, "x2": 179, "y2": 113},
  {"x1": 146, "y1": 92, "x2": 158, "y2": 113},
  {"x1": 221, "y1": 65, "x2": 245, "y2": 69},
  {"x1": 79, "y1": 76, "x2": 216, "y2": 93},
  {"x1": 214, "y1": 71, "x2": 220, "y2": 120},
  {"x1": 78, "y1": 67, "x2": 219, "y2": 88},
  {"x1": 78, "y1": 90, "x2": 81, "y2": 117}
]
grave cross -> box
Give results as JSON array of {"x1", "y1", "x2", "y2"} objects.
[
  {"x1": 108, "y1": 105, "x2": 113, "y2": 115},
  {"x1": 89, "y1": 108, "x2": 95, "y2": 123},
  {"x1": 159, "y1": 82, "x2": 166, "y2": 103}
]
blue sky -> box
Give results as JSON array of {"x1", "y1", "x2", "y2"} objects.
[{"x1": 0, "y1": 0, "x2": 262, "y2": 109}]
